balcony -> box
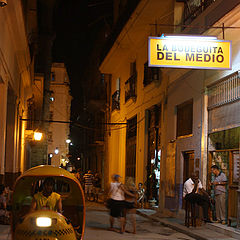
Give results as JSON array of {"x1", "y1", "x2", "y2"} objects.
[
  {"x1": 183, "y1": 0, "x2": 216, "y2": 25},
  {"x1": 112, "y1": 90, "x2": 120, "y2": 111},
  {"x1": 125, "y1": 73, "x2": 137, "y2": 102}
]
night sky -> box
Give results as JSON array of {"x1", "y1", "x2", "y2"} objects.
[
  {"x1": 51, "y1": 0, "x2": 113, "y2": 159},
  {"x1": 52, "y1": 0, "x2": 113, "y2": 115}
]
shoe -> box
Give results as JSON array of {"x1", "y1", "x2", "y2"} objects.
[
  {"x1": 204, "y1": 219, "x2": 212, "y2": 223},
  {"x1": 221, "y1": 221, "x2": 226, "y2": 225},
  {"x1": 212, "y1": 220, "x2": 221, "y2": 223}
]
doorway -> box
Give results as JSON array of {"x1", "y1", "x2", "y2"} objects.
[
  {"x1": 208, "y1": 150, "x2": 239, "y2": 222},
  {"x1": 183, "y1": 151, "x2": 195, "y2": 183}
]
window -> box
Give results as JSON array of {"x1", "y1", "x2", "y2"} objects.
[
  {"x1": 112, "y1": 90, "x2": 120, "y2": 111},
  {"x1": 48, "y1": 131, "x2": 53, "y2": 143},
  {"x1": 126, "y1": 116, "x2": 137, "y2": 178},
  {"x1": 176, "y1": 99, "x2": 193, "y2": 137},
  {"x1": 26, "y1": 98, "x2": 34, "y2": 130},
  {"x1": 112, "y1": 78, "x2": 120, "y2": 111},
  {"x1": 49, "y1": 111, "x2": 53, "y2": 121},
  {"x1": 143, "y1": 62, "x2": 161, "y2": 87},
  {"x1": 51, "y1": 72, "x2": 55, "y2": 81},
  {"x1": 125, "y1": 61, "x2": 137, "y2": 102}
]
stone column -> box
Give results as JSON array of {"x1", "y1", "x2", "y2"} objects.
[
  {"x1": 237, "y1": 140, "x2": 240, "y2": 228},
  {"x1": 201, "y1": 87, "x2": 209, "y2": 188},
  {"x1": 5, "y1": 89, "x2": 17, "y2": 187},
  {"x1": 0, "y1": 81, "x2": 8, "y2": 182}
]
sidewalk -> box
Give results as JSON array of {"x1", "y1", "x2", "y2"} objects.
[
  {"x1": 137, "y1": 208, "x2": 240, "y2": 240},
  {"x1": 86, "y1": 201, "x2": 240, "y2": 239},
  {"x1": 0, "y1": 224, "x2": 10, "y2": 240}
]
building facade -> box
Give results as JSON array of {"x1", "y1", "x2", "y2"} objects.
[
  {"x1": 47, "y1": 63, "x2": 71, "y2": 167},
  {"x1": 100, "y1": 0, "x2": 240, "y2": 220},
  {"x1": 0, "y1": 0, "x2": 38, "y2": 187}
]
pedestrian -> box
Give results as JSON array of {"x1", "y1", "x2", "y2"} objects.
[
  {"x1": 137, "y1": 182, "x2": 146, "y2": 208},
  {"x1": 0, "y1": 184, "x2": 10, "y2": 224},
  {"x1": 108, "y1": 174, "x2": 125, "y2": 234},
  {"x1": 122, "y1": 177, "x2": 137, "y2": 234},
  {"x1": 211, "y1": 165, "x2": 227, "y2": 224},
  {"x1": 83, "y1": 170, "x2": 94, "y2": 201},
  {"x1": 183, "y1": 172, "x2": 212, "y2": 223},
  {"x1": 3, "y1": 185, "x2": 13, "y2": 211},
  {"x1": 75, "y1": 169, "x2": 81, "y2": 182},
  {"x1": 93, "y1": 173, "x2": 101, "y2": 202}
]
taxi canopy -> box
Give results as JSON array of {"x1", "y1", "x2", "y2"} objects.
[{"x1": 12, "y1": 165, "x2": 85, "y2": 238}]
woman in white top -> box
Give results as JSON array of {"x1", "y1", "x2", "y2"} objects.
[{"x1": 108, "y1": 174, "x2": 125, "y2": 233}]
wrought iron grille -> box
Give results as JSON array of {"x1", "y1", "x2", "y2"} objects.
[
  {"x1": 112, "y1": 90, "x2": 120, "y2": 111},
  {"x1": 184, "y1": 0, "x2": 216, "y2": 25},
  {"x1": 208, "y1": 72, "x2": 240, "y2": 109},
  {"x1": 125, "y1": 73, "x2": 137, "y2": 102}
]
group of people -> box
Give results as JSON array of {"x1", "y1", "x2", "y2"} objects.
[
  {"x1": 75, "y1": 170, "x2": 102, "y2": 202},
  {"x1": 107, "y1": 174, "x2": 138, "y2": 234},
  {"x1": 183, "y1": 165, "x2": 227, "y2": 224}
]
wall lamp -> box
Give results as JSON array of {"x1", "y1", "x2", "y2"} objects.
[{"x1": 33, "y1": 131, "x2": 43, "y2": 141}]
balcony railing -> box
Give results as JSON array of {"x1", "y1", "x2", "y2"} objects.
[
  {"x1": 125, "y1": 73, "x2": 137, "y2": 102},
  {"x1": 208, "y1": 72, "x2": 240, "y2": 109},
  {"x1": 112, "y1": 90, "x2": 120, "y2": 111},
  {"x1": 184, "y1": 0, "x2": 215, "y2": 25}
]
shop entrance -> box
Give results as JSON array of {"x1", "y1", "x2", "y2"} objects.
[
  {"x1": 146, "y1": 104, "x2": 161, "y2": 206},
  {"x1": 208, "y1": 150, "x2": 239, "y2": 222}
]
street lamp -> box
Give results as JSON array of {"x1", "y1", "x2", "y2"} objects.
[
  {"x1": 55, "y1": 147, "x2": 59, "y2": 155},
  {"x1": 66, "y1": 139, "x2": 71, "y2": 144},
  {"x1": 33, "y1": 131, "x2": 43, "y2": 141}
]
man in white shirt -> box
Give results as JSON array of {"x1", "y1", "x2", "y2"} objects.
[{"x1": 183, "y1": 172, "x2": 211, "y2": 223}]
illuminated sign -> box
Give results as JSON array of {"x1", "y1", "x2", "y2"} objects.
[{"x1": 148, "y1": 35, "x2": 232, "y2": 70}]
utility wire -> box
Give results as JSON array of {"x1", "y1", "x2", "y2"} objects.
[{"x1": 20, "y1": 116, "x2": 145, "y2": 132}]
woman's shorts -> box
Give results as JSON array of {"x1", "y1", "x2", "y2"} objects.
[{"x1": 110, "y1": 199, "x2": 125, "y2": 218}]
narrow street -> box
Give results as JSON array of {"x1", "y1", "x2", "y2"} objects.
[{"x1": 84, "y1": 203, "x2": 195, "y2": 240}]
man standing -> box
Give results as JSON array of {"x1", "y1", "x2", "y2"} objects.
[
  {"x1": 183, "y1": 172, "x2": 211, "y2": 223},
  {"x1": 83, "y1": 170, "x2": 94, "y2": 201},
  {"x1": 211, "y1": 165, "x2": 227, "y2": 224}
]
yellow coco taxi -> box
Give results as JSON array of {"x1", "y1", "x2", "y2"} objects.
[{"x1": 12, "y1": 165, "x2": 85, "y2": 240}]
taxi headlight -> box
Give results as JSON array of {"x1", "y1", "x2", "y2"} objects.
[{"x1": 36, "y1": 217, "x2": 52, "y2": 227}]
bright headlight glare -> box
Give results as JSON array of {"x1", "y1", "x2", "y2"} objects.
[{"x1": 36, "y1": 217, "x2": 52, "y2": 227}]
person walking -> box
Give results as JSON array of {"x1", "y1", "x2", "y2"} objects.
[
  {"x1": 93, "y1": 173, "x2": 101, "y2": 202},
  {"x1": 137, "y1": 182, "x2": 145, "y2": 208},
  {"x1": 122, "y1": 177, "x2": 137, "y2": 234},
  {"x1": 211, "y1": 165, "x2": 227, "y2": 224},
  {"x1": 83, "y1": 170, "x2": 94, "y2": 201},
  {"x1": 108, "y1": 174, "x2": 125, "y2": 234}
]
